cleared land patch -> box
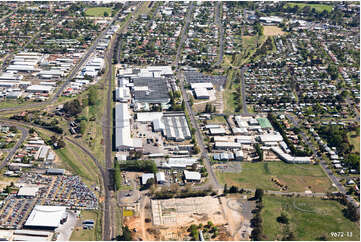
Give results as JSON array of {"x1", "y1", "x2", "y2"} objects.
[
  {"x1": 261, "y1": 195, "x2": 360, "y2": 241},
  {"x1": 216, "y1": 162, "x2": 334, "y2": 192},
  {"x1": 263, "y1": 26, "x2": 285, "y2": 36}
]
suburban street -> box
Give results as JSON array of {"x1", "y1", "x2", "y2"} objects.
[
  {"x1": 173, "y1": 2, "x2": 194, "y2": 66},
  {"x1": 0, "y1": 123, "x2": 28, "y2": 170},
  {"x1": 215, "y1": 1, "x2": 224, "y2": 66},
  {"x1": 0, "y1": 2, "x2": 359, "y2": 241},
  {"x1": 0, "y1": 11, "x2": 120, "y2": 112},
  {"x1": 286, "y1": 113, "x2": 359, "y2": 208},
  {"x1": 178, "y1": 72, "x2": 222, "y2": 190}
]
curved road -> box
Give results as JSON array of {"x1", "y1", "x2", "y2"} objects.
[
  {"x1": 0, "y1": 118, "x2": 113, "y2": 238},
  {"x1": 0, "y1": 123, "x2": 28, "y2": 169}
]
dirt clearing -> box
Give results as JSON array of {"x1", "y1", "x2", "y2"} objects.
[{"x1": 263, "y1": 26, "x2": 285, "y2": 36}]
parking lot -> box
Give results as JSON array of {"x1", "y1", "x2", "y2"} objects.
[
  {"x1": 133, "y1": 122, "x2": 166, "y2": 154},
  {"x1": 0, "y1": 196, "x2": 37, "y2": 229},
  {"x1": 19, "y1": 173, "x2": 98, "y2": 209},
  {"x1": 0, "y1": 173, "x2": 97, "y2": 229},
  {"x1": 214, "y1": 162, "x2": 242, "y2": 173}
]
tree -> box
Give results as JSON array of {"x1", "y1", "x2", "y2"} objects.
[
  {"x1": 50, "y1": 136, "x2": 57, "y2": 145},
  {"x1": 283, "y1": 232, "x2": 296, "y2": 241},
  {"x1": 255, "y1": 143, "x2": 263, "y2": 161},
  {"x1": 88, "y1": 86, "x2": 97, "y2": 106},
  {"x1": 327, "y1": 64, "x2": 339, "y2": 80},
  {"x1": 79, "y1": 120, "x2": 87, "y2": 135},
  {"x1": 229, "y1": 186, "x2": 238, "y2": 193},
  {"x1": 224, "y1": 184, "x2": 228, "y2": 194},
  {"x1": 57, "y1": 139, "x2": 66, "y2": 149},
  {"x1": 251, "y1": 227, "x2": 263, "y2": 241},
  {"x1": 116, "y1": 226, "x2": 132, "y2": 241},
  {"x1": 277, "y1": 212, "x2": 289, "y2": 224},
  {"x1": 4, "y1": 186, "x2": 11, "y2": 194},
  {"x1": 207, "y1": 221, "x2": 214, "y2": 228},
  {"x1": 344, "y1": 203, "x2": 360, "y2": 222},
  {"x1": 103, "y1": 11, "x2": 109, "y2": 17},
  {"x1": 255, "y1": 188, "x2": 264, "y2": 200},
  {"x1": 29, "y1": 128, "x2": 35, "y2": 134},
  {"x1": 146, "y1": 178, "x2": 155, "y2": 187},
  {"x1": 114, "y1": 162, "x2": 121, "y2": 190},
  {"x1": 63, "y1": 99, "x2": 82, "y2": 116},
  {"x1": 189, "y1": 96, "x2": 194, "y2": 106},
  {"x1": 9, "y1": 126, "x2": 17, "y2": 133}
]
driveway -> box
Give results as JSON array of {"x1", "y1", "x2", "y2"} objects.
[{"x1": 56, "y1": 211, "x2": 78, "y2": 241}]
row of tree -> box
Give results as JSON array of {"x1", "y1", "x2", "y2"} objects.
[{"x1": 251, "y1": 189, "x2": 266, "y2": 240}]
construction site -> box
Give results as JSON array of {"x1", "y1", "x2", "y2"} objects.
[{"x1": 123, "y1": 195, "x2": 255, "y2": 241}]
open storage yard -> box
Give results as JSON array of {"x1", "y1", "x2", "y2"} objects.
[
  {"x1": 151, "y1": 196, "x2": 226, "y2": 227},
  {"x1": 124, "y1": 196, "x2": 257, "y2": 241},
  {"x1": 216, "y1": 162, "x2": 335, "y2": 193},
  {"x1": 261, "y1": 195, "x2": 360, "y2": 241}
]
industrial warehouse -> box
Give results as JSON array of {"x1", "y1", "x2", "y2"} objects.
[{"x1": 0, "y1": 1, "x2": 359, "y2": 242}]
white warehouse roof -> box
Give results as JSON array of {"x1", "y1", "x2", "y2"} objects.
[
  {"x1": 190, "y1": 82, "x2": 213, "y2": 89},
  {"x1": 184, "y1": 170, "x2": 201, "y2": 181},
  {"x1": 24, "y1": 205, "x2": 67, "y2": 229},
  {"x1": 17, "y1": 186, "x2": 39, "y2": 197},
  {"x1": 26, "y1": 85, "x2": 53, "y2": 92},
  {"x1": 259, "y1": 134, "x2": 283, "y2": 143},
  {"x1": 142, "y1": 173, "x2": 154, "y2": 185},
  {"x1": 137, "y1": 112, "x2": 163, "y2": 122}
]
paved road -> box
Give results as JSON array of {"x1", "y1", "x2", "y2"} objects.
[
  {"x1": 173, "y1": 2, "x2": 194, "y2": 66},
  {"x1": 0, "y1": 118, "x2": 113, "y2": 239},
  {"x1": 215, "y1": 1, "x2": 224, "y2": 66},
  {"x1": 178, "y1": 72, "x2": 222, "y2": 190},
  {"x1": 115, "y1": 2, "x2": 144, "y2": 64},
  {"x1": 0, "y1": 123, "x2": 28, "y2": 169},
  {"x1": 286, "y1": 113, "x2": 359, "y2": 208},
  {"x1": 0, "y1": 12, "x2": 121, "y2": 113},
  {"x1": 55, "y1": 210, "x2": 78, "y2": 241}
]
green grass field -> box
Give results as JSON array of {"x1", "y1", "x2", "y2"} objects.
[
  {"x1": 262, "y1": 195, "x2": 360, "y2": 241},
  {"x1": 286, "y1": 3, "x2": 333, "y2": 13},
  {"x1": 347, "y1": 131, "x2": 360, "y2": 153},
  {"x1": 70, "y1": 210, "x2": 102, "y2": 241},
  {"x1": 216, "y1": 162, "x2": 334, "y2": 192},
  {"x1": 85, "y1": 7, "x2": 112, "y2": 17},
  {"x1": 208, "y1": 115, "x2": 227, "y2": 125},
  {"x1": 223, "y1": 68, "x2": 240, "y2": 114}
]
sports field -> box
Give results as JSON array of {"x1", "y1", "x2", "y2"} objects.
[
  {"x1": 261, "y1": 195, "x2": 360, "y2": 241},
  {"x1": 216, "y1": 162, "x2": 334, "y2": 192},
  {"x1": 85, "y1": 7, "x2": 112, "y2": 17},
  {"x1": 285, "y1": 3, "x2": 333, "y2": 13}
]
